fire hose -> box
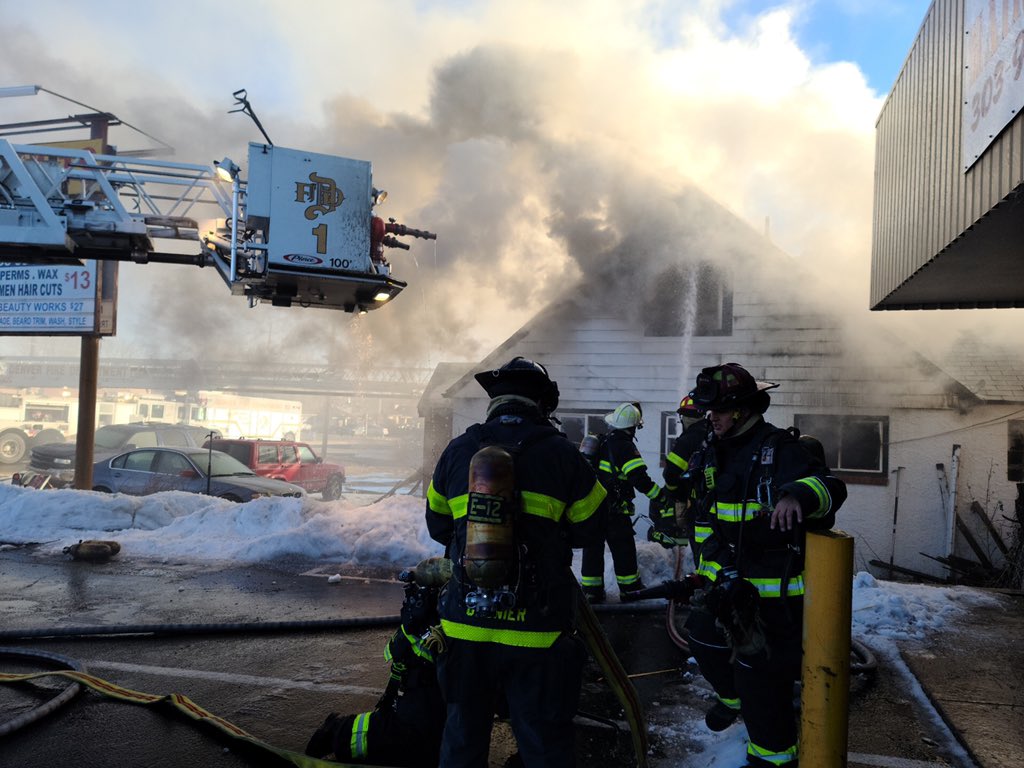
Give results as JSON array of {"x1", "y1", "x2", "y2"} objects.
[{"x1": 621, "y1": 571, "x2": 878, "y2": 676}]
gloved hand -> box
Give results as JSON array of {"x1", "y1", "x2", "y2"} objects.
[
  {"x1": 648, "y1": 490, "x2": 685, "y2": 548},
  {"x1": 647, "y1": 525, "x2": 687, "y2": 549}
]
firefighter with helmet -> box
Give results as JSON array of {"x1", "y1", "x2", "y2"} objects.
[
  {"x1": 580, "y1": 401, "x2": 672, "y2": 603},
  {"x1": 425, "y1": 356, "x2": 606, "y2": 768},
  {"x1": 656, "y1": 392, "x2": 713, "y2": 564},
  {"x1": 680, "y1": 363, "x2": 846, "y2": 768}
]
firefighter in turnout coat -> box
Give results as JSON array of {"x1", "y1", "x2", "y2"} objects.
[
  {"x1": 425, "y1": 357, "x2": 606, "y2": 768},
  {"x1": 683, "y1": 363, "x2": 846, "y2": 768},
  {"x1": 658, "y1": 393, "x2": 713, "y2": 565},
  {"x1": 581, "y1": 402, "x2": 671, "y2": 603}
]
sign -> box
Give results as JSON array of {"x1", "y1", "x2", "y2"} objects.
[
  {"x1": 245, "y1": 143, "x2": 373, "y2": 274},
  {"x1": 962, "y1": 1, "x2": 1024, "y2": 170},
  {"x1": 0, "y1": 261, "x2": 117, "y2": 336}
]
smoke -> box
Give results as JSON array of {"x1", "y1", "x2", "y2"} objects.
[{"x1": 2, "y1": 0, "x2": 1020, "y2": 375}]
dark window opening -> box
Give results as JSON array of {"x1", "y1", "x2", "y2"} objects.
[
  {"x1": 794, "y1": 414, "x2": 888, "y2": 481},
  {"x1": 659, "y1": 411, "x2": 680, "y2": 467},
  {"x1": 644, "y1": 262, "x2": 733, "y2": 337},
  {"x1": 1009, "y1": 421, "x2": 1024, "y2": 482},
  {"x1": 559, "y1": 410, "x2": 611, "y2": 448}
]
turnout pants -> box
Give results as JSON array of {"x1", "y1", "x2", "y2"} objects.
[
  {"x1": 581, "y1": 509, "x2": 640, "y2": 588},
  {"x1": 436, "y1": 634, "x2": 586, "y2": 768},
  {"x1": 685, "y1": 598, "x2": 803, "y2": 766}
]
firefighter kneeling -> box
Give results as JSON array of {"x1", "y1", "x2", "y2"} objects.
[{"x1": 305, "y1": 561, "x2": 447, "y2": 768}]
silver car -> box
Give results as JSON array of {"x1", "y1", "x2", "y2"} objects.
[{"x1": 92, "y1": 446, "x2": 305, "y2": 501}]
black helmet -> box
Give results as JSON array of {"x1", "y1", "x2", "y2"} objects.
[
  {"x1": 474, "y1": 356, "x2": 560, "y2": 414},
  {"x1": 691, "y1": 363, "x2": 777, "y2": 413}
]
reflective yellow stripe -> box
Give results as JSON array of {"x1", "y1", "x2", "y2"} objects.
[
  {"x1": 598, "y1": 459, "x2": 614, "y2": 473},
  {"x1": 713, "y1": 500, "x2": 768, "y2": 521},
  {"x1": 581, "y1": 575, "x2": 604, "y2": 587},
  {"x1": 448, "y1": 494, "x2": 469, "y2": 518},
  {"x1": 440, "y1": 618, "x2": 560, "y2": 648},
  {"x1": 718, "y1": 695, "x2": 740, "y2": 709},
  {"x1": 350, "y1": 712, "x2": 370, "y2": 758},
  {"x1": 665, "y1": 452, "x2": 689, "y2": 471},
  {"x1": 697, "y1": 557, "x2": 723, "y2": 581},
  {"x1": 521, "y1": 490, "x2": 564, "y2": 522},
  {"x1": 622, "y1": 457, "x2": 646, "y2": 475},
  {"x1": 615, "y1": 572, "x2": 641, "y2": 586},
  {"x1": 747, "y1": 740, "x2": 797, "y2": 764},
  {"x1": 747, "y1": 575, "x2": 805, "y2": 598},
  {"x1": 401, "y1": 625, "x2": 435, "y2": 662},
  {"x1": 797, "y1": 476, "x2": 831, "y2": 513},
  {"x1": 566, "y1": 480, "x2": 606, "y2": 523},
  {"x1": 694, "y1": 525, "x2": 712, "y2": 543},
  {"x1": 427, "y1": 480, "x2": 451, "y2": 516}
]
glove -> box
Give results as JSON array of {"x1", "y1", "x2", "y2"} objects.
[
  {"x1": 648, "y1": 491, "x2": 685, "y2": 548},
  {"x1": 647, "y1": 525, "x2": 687, "y2": 549}
]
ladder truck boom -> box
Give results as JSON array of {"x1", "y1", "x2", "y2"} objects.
[{"x1": 0, "y1": 139, "x2": 435, "y2": 312}]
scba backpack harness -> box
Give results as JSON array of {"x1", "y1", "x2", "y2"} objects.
[{"x1": 460, "y1": 423, "x2": 560, "y2": 618}]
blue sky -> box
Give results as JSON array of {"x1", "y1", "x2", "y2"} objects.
[{"x1": 783, "y1": 1, "x2": 933, "y2": 92}]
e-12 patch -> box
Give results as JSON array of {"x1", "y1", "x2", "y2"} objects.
[{"x1": 468, "y1": 492, "x2": 507, "y2": 523}]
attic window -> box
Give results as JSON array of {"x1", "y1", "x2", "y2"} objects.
[{"x1": 644, "y1": 262, "x2": 732, "y2": 337}]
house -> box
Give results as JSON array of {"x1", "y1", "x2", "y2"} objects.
[{"x1": 420, "y1": 191, "x2": 1022, "y2": 582}]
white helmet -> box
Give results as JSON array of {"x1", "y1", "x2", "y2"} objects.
[{"x1": 605, "y1": 402, "x2": 643, "y2": 430}]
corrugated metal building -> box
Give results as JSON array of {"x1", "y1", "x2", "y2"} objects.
[{"x1": 872, "y1": 0, "x2": 1024, "y2": 309}]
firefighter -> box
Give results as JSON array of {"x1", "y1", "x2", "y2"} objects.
[
  {"x1": 681, "y1": 363, "x2": 846, "y2": 768},
  {"x1": 656, "y1": 393, "x2": 713, "y2": 564},
  {"x1": 425, "y1": 356, "x2": 606, "y2": 768},
  {"x1": 580, "y1": 402, "x2": 671, "y2": 602},
  {"x1": 305, "y1": 576, "x2": 446, "y2": 767}
]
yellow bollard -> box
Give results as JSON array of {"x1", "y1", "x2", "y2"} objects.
[{"x1": 800, "y1": 529, "x2": 854, "y2": 767}]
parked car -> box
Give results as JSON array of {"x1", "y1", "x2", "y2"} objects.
[
  {"x1": 91, "y1": 446, "x2": 304, "y2": 501},
  {"x1": 27, "y1": 423, "x2": 221, "y2": 488},
  {"x1": 203, "y1": 438, "x2": 346, "y2": 500}
]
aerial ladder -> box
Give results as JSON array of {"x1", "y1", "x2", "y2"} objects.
[{"x1": 0, "y1": 136, "x2": 436, "y2": 312}]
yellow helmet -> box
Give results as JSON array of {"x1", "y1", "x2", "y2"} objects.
[{"x1": 605, "y1": 402, "x2": 643, "y2": 430}]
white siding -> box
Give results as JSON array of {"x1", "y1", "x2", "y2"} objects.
[{"x1": 439, "y1": 241, "x2": 1020, "y2": 582}]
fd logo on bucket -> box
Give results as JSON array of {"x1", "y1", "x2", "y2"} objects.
[{"x1": 295, "y1": 172, "x2": 344, "y2": 220}]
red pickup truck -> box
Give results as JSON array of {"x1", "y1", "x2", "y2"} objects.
[{"x1": 203, "y1": 438, "x2": 346, "y2": 500}]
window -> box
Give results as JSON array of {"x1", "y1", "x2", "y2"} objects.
[
  {"x1": 258, "y1": 444, "x2": 279, "y2": 464},
  {"x1": 159, "y1": 430, "x2": 191, "y2": 447},
  {"x1": 280, "y1": 445, "x2": 300, "y2": 464},
  {"x1": 559, "y1": 410, "x2": 610, "y2": 448},
  {"x1": 1009, "y1": 421, "x2": 1024, "y2": 482},
  {"x1": 151, "y1": 404, "x2": 165, "y2": 419},
  {"x1": 659, "y1": 411, "x2": 681, "y2": 466},
  {"x1": 297, "y1": 445, "x2": 317, "y2": 463},
  {"x1": 644, "y1": 262, "x2": 733, "y2": 337},
  {"x1": 794, "y1": 414, "x2": 888, "y2": 481},
  {"x1": 138, "y1": 404, "x2": 149, "y2": 417},
  {"x1": 220, "y1": 443, "x2": 250, "y2": 464},
  {"x1": 123, "y1": 450, "x2": 157, "y2": 472},
  {"x1": 153, "y1": 451, "x2": 193, "y2": 475},
  {"x1": 130, "y1": 430, "x2": 159, "y2": 448}
]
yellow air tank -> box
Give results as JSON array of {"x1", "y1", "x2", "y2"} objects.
[{"x1": 464, "y1": 445, "x2": 517, "y2": 590}]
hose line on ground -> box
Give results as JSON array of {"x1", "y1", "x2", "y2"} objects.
[
  {"x1": 0, "y1": 615, "x2": 401, "y2": 642},
  {"x1": 0, "y1": 647, "x2": 84, "y2": 737}
]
